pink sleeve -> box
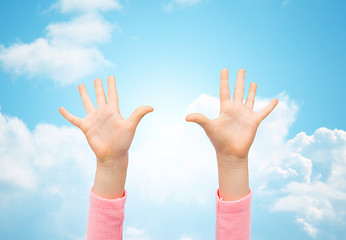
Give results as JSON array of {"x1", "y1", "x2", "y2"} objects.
[
  {"x1": 215, "y1": 188, "x2": 252, "y2": 240},
  {"x1": 86, "y1": 187, "x2": 127, "y2": 240}
]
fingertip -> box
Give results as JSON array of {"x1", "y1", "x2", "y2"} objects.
[
  {"x1": 273, "y1": 98, "x2": 279, "y2": 108},
  {"x1": 185, "y1": 114, "x2": 192, "y2": 122},
  {"x1": 108, "y1": 75, "x2": 115, "y2": 81},
  {"x1": 94, "y1": 78, "x2": 101, "y2": 85},
  {"x1": 221, "y1": 68, "x2": 229, "y2": 80},
  {"x1": 59, "y1": 107, "x2": 68, "y2": 118},
  {"x1": 238, "y1": 68, "x2": 246, "y2": 74},
  {"x1": 107, "y1": 76, "x2": 116, "y2": 87},
  {"x1": 186, "y1": 114, "x2": 197, "y2": 122}
]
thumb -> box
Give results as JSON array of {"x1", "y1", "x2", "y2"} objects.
[
  {"x1": 185, "y1": 113, "x2": 210, "y2": 129},
  {"x1": 127, "y1": 105, "x2": 154, "y2": 130}
]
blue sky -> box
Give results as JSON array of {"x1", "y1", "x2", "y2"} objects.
[{"x1": 0, "y1": 0, "x2": 345, "y2": 239}]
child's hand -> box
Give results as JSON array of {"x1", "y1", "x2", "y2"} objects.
[
  {"x1": 186, "y1": 68, "x2": 278, "y2": 200},
  {"x1": 59, "y1": 76, "x2": 153, "y2": 166},
  {"x1": 186, "y1": 68, "x2": 278, "y2": 162},
  {"x1": 59, "y1": 76, "x2": 153, "y2": 198}
]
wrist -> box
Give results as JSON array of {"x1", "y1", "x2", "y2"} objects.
[
  {"x1": 216, "y1": 154, "x2": 249, "y2": 201},
  {"x1": 93, "y1": 154, "x2": 129, "y2": 199},
  {"x1": 216, "y1": 152, "x2": 248, "y2": 169},
  {"x1": 96, "y1": 152, "x2": 129, "y2": 169}
]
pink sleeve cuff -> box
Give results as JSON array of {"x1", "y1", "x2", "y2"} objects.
[
  {"x1": 216, "y1": 188, "x2": 252, "y2": 213},
  {"x1": 215, "y1": 188, "x2": 252, "y2": 240},
  {"x1": 86, "y1": 188, "x2": 127, "y2": 240},
  {"x1": 89, "y1": 188, "x2": 127, "y2": 209}
]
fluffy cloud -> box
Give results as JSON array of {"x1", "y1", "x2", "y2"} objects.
[
  {"x1": 46, "y1": 14, "x2": 115, "y2": 46},
  {"x1": 179, "y1": 236, "x2": 194, "y2": 240},
  {"x1": 270, "y1": 127, "x2": 346, "y2": 238},
  {"x1": 295, "y1": 217, "x2": 318, "y2": 238},
  {"x1": 0, "y1": 112, "x2": 37, "y2": 190},
  {"x1": 163, "y1": 0, "x2": 202, "y2": 12},
  {"x1": 126, "y1": 92, "x2": 298, "y2": 204},
  {"x1": 0, "y1": 92, "x2": 345, "y2": 239},
  {"x1": 123, "y1": 226, "x2": 192, "y2": 240},
  {"x1": 0, "y1": 2, "x2": 119, "y2": 85},
  {"x1": 124, "y1": 226, "x2": 151, "y2": 240},
  {"x1": 54, "y1": 0, "x2": 122, "y2": 13},
  {"x1": 0, "y1": 110, "x2": 95, "y2": 186},
  {"x1": 127, "y1": 92, "x2": 345, "y2": 238},
  {"x1": 0, "y1": 109, "x2": 94, "y2": 239}
]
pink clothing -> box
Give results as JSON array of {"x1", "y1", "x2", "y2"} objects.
[
  {"x1": 215, "y1": 189, "x2": 251, "y2": 240},
  {"x1": 86, "y1": 188, "x2": 251, "y2": 240},
  {"x1": 86, "y1": 189, "x2": 127, "y2": 240}
]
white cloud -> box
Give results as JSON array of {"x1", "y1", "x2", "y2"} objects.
[
  {"x1": 126, "y1": 92, "x2": 298, "y2": 204},
  {"x1": 127, "y1": 92, "x2": 346, "y2": 238},
  {"x1": 0, "y1": 14, "x2": 115, "y2": 85},
  {"x1": 127, "y1": 94, "x2": 219, "y2": 204},
  {"x1": 46, "y1": 14, "x2": 115, "y2": 46},
  {"x1": 179, "y1": 236, "x2": 194, "y2": 240},
  {"x1": 0, "y1": 0, "x2": 121, "y2": 85},
  {"x1": 269, "y1": 127, "x2": 346, "y2": 238},
  {"x1": 1, "y1": 91, "x2": 345, "y2": 239},
  {"x1": 163, "y1": 0, "x2": 202, "y2": 12},
  {"x1": 0, "y1": 112, "x2": 37, "y2": 190},
  {"x1": 296, "y1": 217, "x2": 318, "y2": 238},
  {"x1": 54, "y1": 0, "x2": 122, "y2": 13},
  {"x1": 0, "y1": 108, "x2": 95, "y2": 239},
  {"x1": 124, "y1": 226, "x2": 151, "y2": 240},
  {"x1": 0, "y1": 109, "x2": 94, "y2": 190}
]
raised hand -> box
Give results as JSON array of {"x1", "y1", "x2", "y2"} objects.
[
  {"x1": 186, "y1": 68, "x2": 278, "y2": 200},
  {"x1": 60, "y1": 76, "x2": 153, "y2": 164},
  {"x1": 59, "y1": 76, "x2": 153, "y2": 198},
  {"x1": 186, "y1": 68, "x2": 278, "y2": 160}
]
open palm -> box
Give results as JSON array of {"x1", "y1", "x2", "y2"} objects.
[
  {"x1": 59, "y1": 76, "x2": 153, "y2": 163},
  {"x1": 186, "y1": 68, "x2": 278, "y2": 159}
]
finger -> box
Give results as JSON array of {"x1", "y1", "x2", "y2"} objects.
[
  {"x1": 257, "y1": 98, "x2": 279, "y2": 122},
  {"x1": 185, "y1": 113, "x2": 211, "y2": 130},
  {"x1": 233, "y1": 69, "x2": 245, "y2": 103},
  {"x1": 78, "y1": 84, "x2": 95, "y2": 114},
  {"x1": 220, "y1": 68, "x2": 230, "y2": 112},
  {"x1": 244, "y1": 82, "x2": 257, "y2": 109},
  {"x1": 94, "y1": 78, "x2": 107, "y2": 107},
  {"x1": 59, "y1": 107, "x2": 82, "y2": 128},
  {"x1": 107, "y1": 75, "x2": 120, "y2": 113},
  {"x1": 127, "y1": 106, "x2": 153, "y2": 131}
]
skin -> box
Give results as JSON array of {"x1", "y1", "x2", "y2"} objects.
[
  {"x1": 59, "y1": 76, "x2": 153, "y2": 199},
  {"x1": 60, "y1": 69, "x2": 278, "y2": 202},
  {"x1": 186, "y1": 68, "x2": 278, "y2": 201}
]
